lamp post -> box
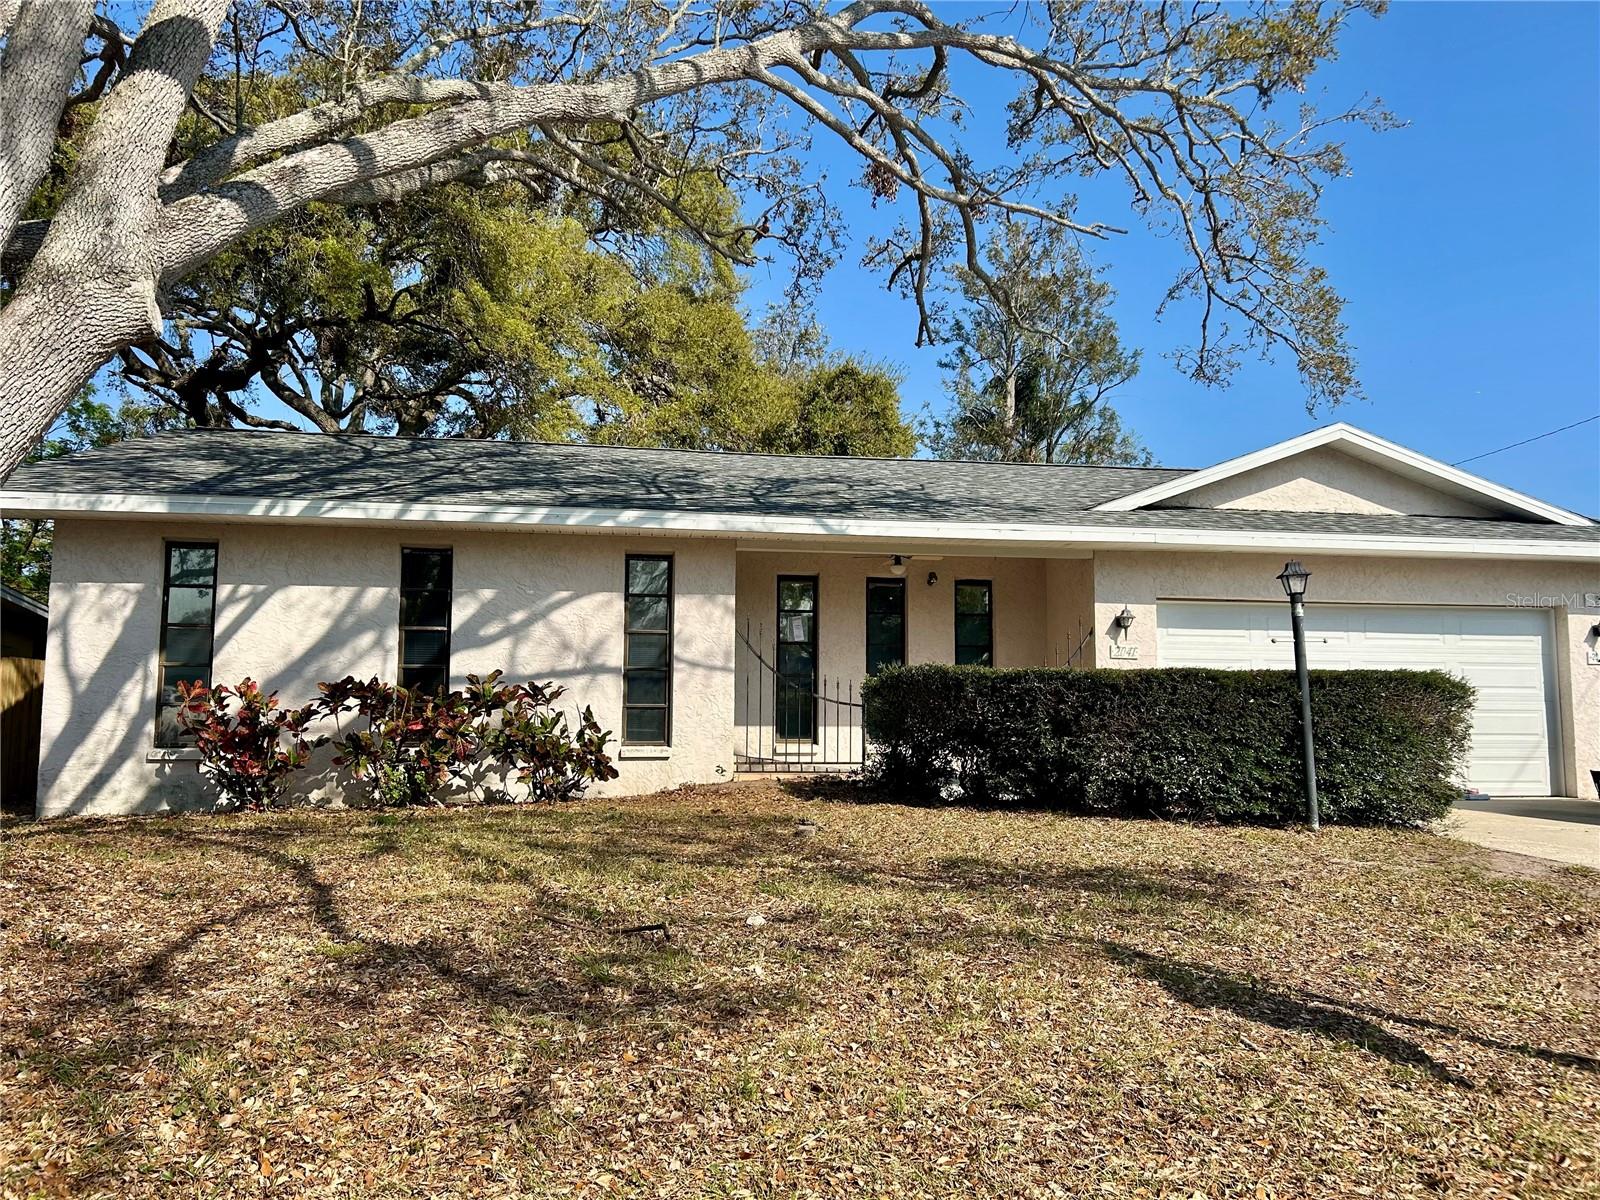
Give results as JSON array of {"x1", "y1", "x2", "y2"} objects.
[{"x1": 1277, "y1": 560, "x2": 1320, "y2": 831}]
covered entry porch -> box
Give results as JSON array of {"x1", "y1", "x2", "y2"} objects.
[{"x1": 731, "y1": 547, "x2": 1098, "y2": 773}]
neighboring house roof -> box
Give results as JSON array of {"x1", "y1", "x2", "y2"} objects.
[
  {"x1": 3, "y1": 427, "x2": 1595, "y2": 560},
  {"x1": 2, "y1": 584, "x2": 48, "y2": 620},
  {"x1": 1096, "y1": 422, "x2": 1593, "y2": 526}
]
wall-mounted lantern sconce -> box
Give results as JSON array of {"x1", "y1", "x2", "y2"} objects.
[
  {"x1": 1114, "y1": 605, "x2": 1136, "y2": 631},
  {"x1": 927, "y1": 571, "x2": 939, "y2": 587}
]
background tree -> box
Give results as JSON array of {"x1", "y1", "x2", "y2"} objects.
[
  {"x1": 123, "y1": 185, "x2": 777, "y2": 440},
  {"x1": 930, "y1": 222, "x2": 1146, "y2": 464},
  {"x1": 1, "y1": 390, "x2": 174, "y2": 601},
  {"x1": 778, "y1": 360, "x2": 915, "y2": 458},
  {"x1": 0, "y1": 0, "x2": 1387, "y2": 479}
]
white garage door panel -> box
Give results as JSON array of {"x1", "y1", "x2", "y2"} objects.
[{"x1": 1156, "y1": 602, "x2": 1554, "y2": 796}]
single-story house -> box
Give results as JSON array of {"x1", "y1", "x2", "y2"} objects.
[{"x1": 2, "y1": 421, "x2": 1596, "y2": 817}]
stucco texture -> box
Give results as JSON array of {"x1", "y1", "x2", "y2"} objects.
[
  {"x1": 1173, "y1": 445, "x2": 1507, "y2": 518},
  {"x1": 32, "y1": 520, "x2": 1598, "y2": 813},
  {"x1": 38, "y1": 520, "x2": 735, "y2": 816},
  {"x1": 1090, "y1": 550, "x2": 1600, "y2": 798}
]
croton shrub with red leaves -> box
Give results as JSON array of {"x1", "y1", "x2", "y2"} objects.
[
  {"x1": 316, "y1": 671, "x2": 619, "y2": 807},
  {"x1": 175, "y1": 679, "x2": 316, "y2": 812},
  {"x1": 178, "y1": 671, "x2": 619, "y2": 811}
]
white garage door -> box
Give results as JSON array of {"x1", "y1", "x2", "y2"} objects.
[{"x1": 1156, "y1": 602, "x2": 1556, "y2": 796}]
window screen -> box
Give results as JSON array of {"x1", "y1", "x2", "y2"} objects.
[
  {"x1": 157, "y1": 542, "x2": 218, "y2": 746},
  {"x1": 400, "y1": 548, "x2": 452, "y2": 693},
  {"x1": 624, "y1": 555, "x2": 672, "y2": 744}
]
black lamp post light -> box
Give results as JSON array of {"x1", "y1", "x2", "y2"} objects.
[{"x1": 1277, "y1": 560, "x2": 1320, "y2": 832}]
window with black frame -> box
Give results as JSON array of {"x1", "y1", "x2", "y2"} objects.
[
  {"x1": 866, "y1": 578, "x2": 906, "y2": 674},
  {"x1": 776, "y1": 576, "x2": 817, "y2": 742},
  {"x1": 954, "y1": 580, "x2": 994, "y2": 666},
  {"x1": 624, "y1": 554, "x2": 672, "y2": 744},
  {"x1": 399, "y1": 548, "x2": 452, "y2": 693},
  {"x1": 156, "y1": 541, "x2": 218, "y2": 746}
]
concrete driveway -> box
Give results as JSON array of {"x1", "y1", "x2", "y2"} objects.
[{"x1": 1444, "y1": 797, "x2": 1600, "y2": 868}]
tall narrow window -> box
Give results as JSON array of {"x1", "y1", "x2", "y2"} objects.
[
  {"x1": 866, "y1": 578, "x2": 906, "y2": 674},
  {"x1": 400, "y1": 548, "x2": 452, "y2": 693},
  {"x1": 776, "y1": 576, "x2": 817, "y2": 742},
  {"x1": 157, "y1": 541, "x2": 218, "y2": 746},
  {"x1": 624, "y1": 554, "x2": 672, "y2": 744},
  {"x1": 955, "y1": 580, "x2": 994, "y2": 666}
]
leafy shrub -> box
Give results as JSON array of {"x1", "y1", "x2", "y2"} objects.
[
  {"x1": 175, "y1": 679, "x2": 316, "y2": 811},
  {"x1": 861, "y1": 665, "x2": 1474, "y2": 826},
  {"x1": 315, "y1": 671, "x2": 618, "y2": 807}
]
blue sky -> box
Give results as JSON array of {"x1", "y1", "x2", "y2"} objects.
[{"x1": 746, "y1": 1, "x2": 1600, "y2": 514}]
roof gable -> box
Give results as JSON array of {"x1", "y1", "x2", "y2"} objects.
[{"x1": 1094, "y1": 423, "x2": 1592, "y2": 526}]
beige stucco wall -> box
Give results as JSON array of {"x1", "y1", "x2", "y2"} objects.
[
  {"x1": 1176, "y1": 446, "x2": 1504, "y2": 518},
  {"x1": 34, "y1": 520, "x2": 1599, "y2": 812},
  {"x1": 37, "y1": 520, "x2": 736, "y2": 817},
  {"x1": 1089, "y1": 550, "x2": 1600, "y2": 798},
  {"x1": 1042, "y1": 557, "x2": 1096, "y2": 668}
]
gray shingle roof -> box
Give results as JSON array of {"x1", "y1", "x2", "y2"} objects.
[
  {"x1": 1068, "y1": 506, "x2": 1598, "y2": 542},
  {"x1": 4, "y1": 429, "x2": 1189, "y2": 523},
  {"x1": 5, "y1": 429, "x2": 1594, "y2": 542}
]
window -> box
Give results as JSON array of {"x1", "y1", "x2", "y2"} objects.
[
  {"x1": 400, "y1": 548, "x2": 452, "y2": 693},
  {"x1": 157, "y1": 541, "x2": 218, "y2": 746},
  {"x1": 776, "y1": 576, "x2": 817, "y2": 742},
  {"x1": 624, "y1": 554, "x2": 672, "y2": 744},
  {"x1": 955, "y1": 580, "x2": 994, "y2": 666},
  {"x1": 866, "y1": 578, "x2": 906, "y2": 674}
]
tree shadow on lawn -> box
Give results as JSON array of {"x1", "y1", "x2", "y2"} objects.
[
  {"x1": 1090, "y1": 938, "x2": 1599, "y2": 1087},
  {"x1": 16, "y1": 809, "x2": 1594, "y2": 1110},
  {"x1": 423, "y1": 808, "x2": 1258, "y2": 912},
  {"x1": 51, "y1": 825, "x2": 797, "y2": 1049}
]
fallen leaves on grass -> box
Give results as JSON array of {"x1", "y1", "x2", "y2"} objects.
[{"x1": 1, "y1": 783, "x2": 1596, "y2": 1198}]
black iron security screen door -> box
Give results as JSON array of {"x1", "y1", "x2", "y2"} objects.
[{"x1": 776, "y1": 576, "x2": 817, "y2": 741}]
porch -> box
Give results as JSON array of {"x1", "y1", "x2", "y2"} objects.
[{"x1": 731, "y1": 548, "x2": 1098, "y2": 774}]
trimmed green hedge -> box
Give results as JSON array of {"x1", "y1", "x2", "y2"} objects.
[{"x1": 861, "y1": 665, "x2": 1474, "y2": 826}]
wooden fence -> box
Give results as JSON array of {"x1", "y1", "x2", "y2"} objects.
[{"x1": 2, "y1": 657, "x2": 45, "y2": 814}]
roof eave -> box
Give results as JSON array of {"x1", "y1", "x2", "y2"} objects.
[{"x1": 4, "y1": 488, "x2": 1596, "y2": 562}]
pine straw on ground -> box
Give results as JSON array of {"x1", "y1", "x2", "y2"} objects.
[{"x1": 1, "y1": 782, "x2": 1596, "y2": 1200}]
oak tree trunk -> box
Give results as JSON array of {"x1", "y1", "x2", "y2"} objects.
[{"x1": 0, "y1": 0, "x2": 228, "y2": 481}]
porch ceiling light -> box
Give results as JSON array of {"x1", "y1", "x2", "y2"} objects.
[
  {"x1": 1115, "y1": 605, "x2": 1135, "y2": 630},
  {"x1": 888, "y1": 555, "x2": 907, "y2": 577},
  {"x1": 1277, "y1": 560, "x2": 1312, "y2": 599}
]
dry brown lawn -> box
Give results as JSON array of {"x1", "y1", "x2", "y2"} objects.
[{"x1": 1, "y1": 781, "x2": 1596, "y2": 1199}]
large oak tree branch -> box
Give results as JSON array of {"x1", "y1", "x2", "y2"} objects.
[
  {"x1": 0, "y1": 0, "x2": 1383, "y2": 480},
  {"x1": 0, "y1": 0, "x2": 229, "y2": 476},
  {"x1": 0, "y1": 0, "x2": 95, "y2": 252}
]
